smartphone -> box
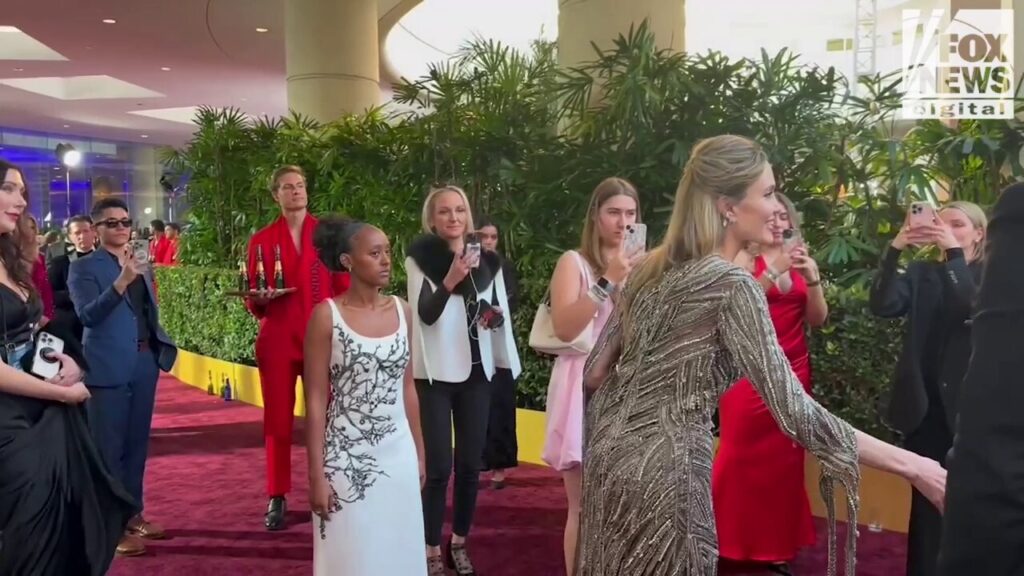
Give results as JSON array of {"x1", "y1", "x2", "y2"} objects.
[
  {"x1": 908, "y1": 201, "x2": 938, "y2": 229},
  {"x1": 31, "y1": 331, "x2": 65, "y2": 380},
  {"x1": 782, "y1": 228, "x2": 802, "y2": 250},
  {"x1": 464, "y1": 234, "x2": 481, "y2": 268},
  {"x1": 131, "y1": 239, "x2": 151, "y2": 264},
  {"x1": 624, "y1": 223, "x2": 647, "y2": 256}
]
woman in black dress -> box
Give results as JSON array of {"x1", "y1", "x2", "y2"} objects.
[
  {"x1": 869, "y1": 200, "x2": 987, "y2": 576},
  {"x1": 476, "y1": 217, "x2": 520, "y2": 488},
  {"x1": 0, "y1": 159, "x2": 136, "y2": 575}
]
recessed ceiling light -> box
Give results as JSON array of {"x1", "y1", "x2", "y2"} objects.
[
  {"x1": 52, "y1": 166, "x2": 60, "y2": 171},
  {"x1": 255, "y1": 27, "x2": 269, "y2": 33},
  {"x1": 240, "y1": 97, "x2": 247, "y2": 102},
  {"x1": 63, "y1": 124, "x2": 69, "y2": 128},
  {"x1": 140, "y1": 134, "x2": 149, "y2": 138},
  {"x1": 102, "y1": 19, "x2": 117, "y2": 24},
  {"x1": 12, "y1": 68, "x2": 23, "y2": 72},
  {"x1": 160, "y1": 66, "x2": 171, "y2": 71}
]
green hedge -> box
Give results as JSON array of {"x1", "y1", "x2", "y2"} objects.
[{"x1": 156, "y1": 266, "x2": 899, "y2": 440}]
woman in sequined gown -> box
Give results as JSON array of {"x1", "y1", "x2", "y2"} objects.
[{"x1": 577, "y1": 135, "x2": 947, "y2": 576}]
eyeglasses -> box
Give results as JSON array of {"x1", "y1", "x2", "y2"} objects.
[{"x1": 97, "y1": 218, "x2": 133, "y2": 229}]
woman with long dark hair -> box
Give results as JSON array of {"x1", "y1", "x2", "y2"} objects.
[
  {"x1": 476, "y1": 216, "x2": 520, "y2": 488},
  {"x1": 0, "y1": 159, "x2": 136, "y2": 575}
]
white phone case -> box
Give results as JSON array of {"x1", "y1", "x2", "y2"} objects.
[
  {"x1": 624, "y1": 223, "x2": 647, "y2": 256},
  {"x1": 31, "y1": 332, "x2": 65, "y2": 380}
]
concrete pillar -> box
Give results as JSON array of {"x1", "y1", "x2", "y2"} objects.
[
  {"x1": 130, "y1": 146, "x2": 163, "y2": 225},
  {"x1": 285, "y1": 0, "x2": 380, "y2": 122},
  {"x1": 557, "y1": 0, "x2": 685, "y2": 68}
]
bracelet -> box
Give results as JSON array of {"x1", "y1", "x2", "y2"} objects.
[
  {"x1": 588, "y1": 284, "x2": 609, "y2": 304},
  {"x1": 806, "y1": 279, "x2": 821, "y2": 288}
]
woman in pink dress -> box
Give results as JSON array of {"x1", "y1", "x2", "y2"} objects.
[
  {"x1": 543, "y1": 177, "x2": 643, "y2": 576},
  {"x1": 712, "y1": 193, "x2": 829, "y2": 575}
]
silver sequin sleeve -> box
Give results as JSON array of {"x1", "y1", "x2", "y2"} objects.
[
  {"x1": 719, "y1": 274, "x2": 861, "y2": 576},
  {"x1": 583, "y1": 305, "x2": 622, "y2": 391}
]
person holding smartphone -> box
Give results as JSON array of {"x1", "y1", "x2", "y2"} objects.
[
  {"x1": 406, "y1": 186, "x2": 520, "y2": 576},
  {"x1": 712, "y1": 192, "x2": 827, "y2": 574},
  {"x1": 543, "y1": 177, "x2": 643, "y2": 576},
  {"x1": 870, "y1": 200, "x2": 987, "y2": 576},
  {"x1": 476, "y1": 216, "x2": 521, "y2": 489},
  {"x1": 0, "y1": 160, "x2": 136, "y2": 576}
]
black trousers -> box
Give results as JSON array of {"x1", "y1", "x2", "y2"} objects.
[
  {"x1": 417, "y1": 365, "x2": 492, "y2": 546},
  {"x1": 904, "y1": 401, "x2": 952, "y2": 576},
  {"x1": 482, "y1": 368, "x2": 518, "y2": 471}
]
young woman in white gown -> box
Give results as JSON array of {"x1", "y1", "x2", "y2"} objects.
[{"x1": 304, "y1": 216, "x2": 427, "y2": 576}]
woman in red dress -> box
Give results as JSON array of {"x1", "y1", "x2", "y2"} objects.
[{"x1": 712, "y1": 193, "x2": 829, "y2": 575}]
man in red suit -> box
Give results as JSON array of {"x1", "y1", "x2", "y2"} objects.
[
  {"x1": 148, "y1": 220, "x2": 170, "y2": 264},
  {"x1": 245, "y1": 165, "x2": 349, "y2": 530}
]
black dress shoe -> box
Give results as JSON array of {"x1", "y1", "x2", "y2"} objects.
[{"x1": 265, "y1": 496, "x2": 287, "y2": 531}]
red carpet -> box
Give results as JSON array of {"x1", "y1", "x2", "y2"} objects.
[{"x1": 109, "y1": 375, "x2": 906, "y2": 575}]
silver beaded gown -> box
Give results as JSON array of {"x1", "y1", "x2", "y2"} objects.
[{"x1": 577, "y1": 256, "x2": 861, "y2": 576}]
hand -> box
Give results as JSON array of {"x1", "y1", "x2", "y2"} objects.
[
  {"x1": 915, "y1": 222, "x2": 960, "y2": 251},
  {"x1": 443, "y1": 254, "x2": 472, "y2": 292},
  {"x1": 309, "y1": 474, "x2": 333, "y2": 522},
  {"x1": 909, "y1": 456, "x2": 947, "y2": 513},
  {"x1": 47, "y1": 353, "x2": 83, "y2": 387},
  {"x1": 604, "y1": 248, "x2": 642, "y2": 286},
  {"x1": 114, "y1": 249, "x2": 146, "y2": 290},
  {"x1": 60, "y1": 382, "x2": 91, "y2": 404},
  {"x1": 767, "y1": 247, "x2": 793, "y2": 275},
  {"x1": 418, "y1": 458, "x2": 426, "y2": 489},
  {"x1": 892, "y1": 211, "x2": 937, "y2": 250},
  {"x1": 790, "y1": 246, "x2": 820, "y2": 283}
]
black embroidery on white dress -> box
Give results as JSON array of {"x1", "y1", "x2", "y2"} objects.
[{"x1": 319, "y1": 320, "x2": 408, "y2": 540}]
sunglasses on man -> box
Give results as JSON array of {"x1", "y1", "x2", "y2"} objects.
[{"x1": 96, "y1": 218, "x2": 133, "y2": 229}]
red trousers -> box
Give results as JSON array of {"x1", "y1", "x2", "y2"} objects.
[{"x1": 256, "y1": 336, "x2": 303, "y2": 497}]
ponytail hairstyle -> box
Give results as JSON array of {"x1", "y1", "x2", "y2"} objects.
[{"x1": 624, "y1": 135, "x2": 769, "y2": 311}]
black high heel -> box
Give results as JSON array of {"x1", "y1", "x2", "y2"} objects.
[{"x1": 444, "y1": 536, "x2": 476, "y2": 576}]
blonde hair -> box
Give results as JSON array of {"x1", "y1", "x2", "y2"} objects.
[
  {"x1": 627, "y1": 135, "x2": 769, "y2": 297},
  {"x1": 421, "y1": 185, "x2": 474, "y2": 234},
  {"x1": 579, "y1": 177, "x2": 641, "y2": 275},
  {"x1": 775, "y1": 192, "x2": 801, "y2": 235},
  {"x1": 941, "y1": 200, "x2": 988, "y2": 260},
  {"x1": 269, "y1": 165, "x2": 306, "y2": 192}
]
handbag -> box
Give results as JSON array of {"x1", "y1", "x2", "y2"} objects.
[{"x1": 529, "y1": 251, "x2": 596, "y2": 356}]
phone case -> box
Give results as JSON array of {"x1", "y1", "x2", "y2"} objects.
[
  {"x1": 624, "y1": 224, "x2": 647, "y2": 255},
  {"x1": 909, "y1": 203, "x2": 936, "y2": 228},
  {"x1": 31, "y1": 332, "x2": 65, "y2": 380}
]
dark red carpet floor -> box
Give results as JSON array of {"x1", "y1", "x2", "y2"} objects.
[{"x1": 109, "y1": 375, "x2": 906, "y2": 575}]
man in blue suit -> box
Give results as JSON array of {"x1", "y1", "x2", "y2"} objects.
[{"x1": 69, "y1": 197, "x2": 178, "y2": 557}]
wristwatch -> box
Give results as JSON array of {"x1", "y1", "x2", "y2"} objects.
[{"x1": 596, "y1": 276, "x2": 616, "y2": 294}]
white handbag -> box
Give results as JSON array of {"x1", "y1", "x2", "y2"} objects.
[{"x1": 529, "y1": 252, "x2": 596, "y2": 356}]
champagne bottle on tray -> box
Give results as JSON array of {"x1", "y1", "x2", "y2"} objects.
[
  {"x1": 255, "y1": 245, "x2": 268, "y2": 290},
  {"x1": 273, "y1": 244, "x2": 285, "y2": 290}
]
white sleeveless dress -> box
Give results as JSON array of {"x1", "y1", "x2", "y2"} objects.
[{"x1": 313, "y1": 297, "x2": 427, "y2": 576}]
